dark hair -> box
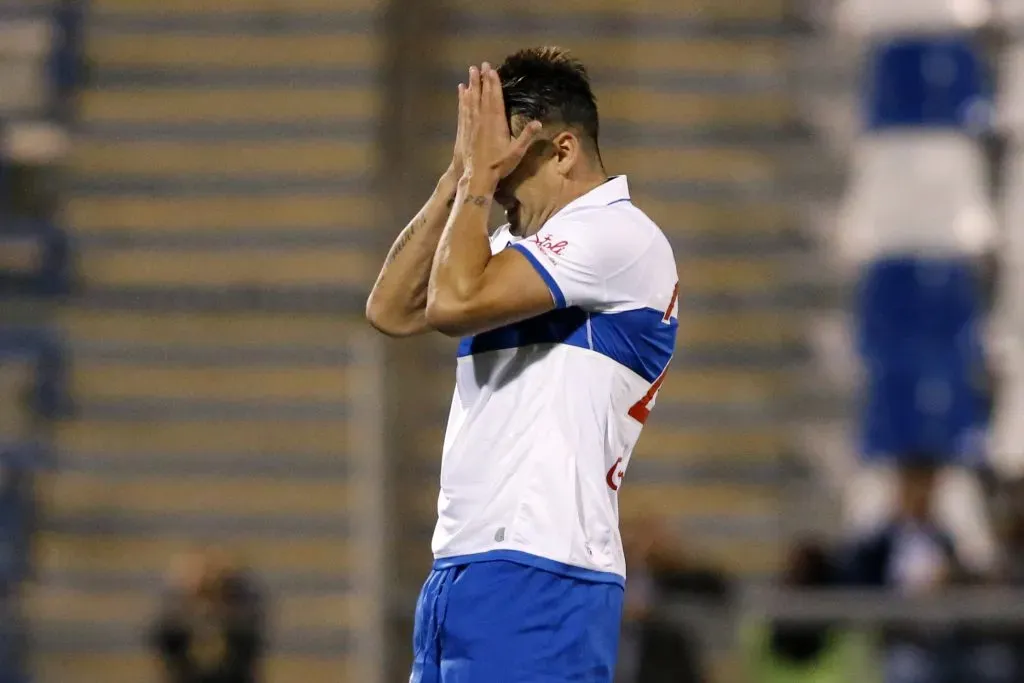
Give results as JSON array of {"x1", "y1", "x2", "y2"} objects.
[{"x1": 497, "y1": 47, "x2": 601, "y2": 157}]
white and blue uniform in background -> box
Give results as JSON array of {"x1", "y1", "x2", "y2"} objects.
[
  {"x1": 411, "y1": 176, "x2": 678, "y2": 683},
  {"x1": 837, "y1": 0, "x2": 999, "y2": 577}
]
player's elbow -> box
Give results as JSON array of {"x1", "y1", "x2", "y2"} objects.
[
  {"x1": 365, "y1": 294, "x2": 422, "y2": 338},
  {"x1": 424, "y1": 295, "x2": 473, "y2": 337}
]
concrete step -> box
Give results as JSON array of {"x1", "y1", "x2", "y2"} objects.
[
  {"x1": 437, "y1": 36, "x2": 785, "y2": 75},
  {"x1": 675, "y1": 311, "x2": 803, "y2": 348},
  {"x1": 56, "y1": 418, "x2": 351, "y2": 457},
  {"x1": 92, "y1": 0, "x2": 381, "y2": 13},
  {"x1": 59, "y1": 309, "x2": 363, "y2": 348},
  {"x1": 71, "y1": 363, "x2": 353, "y2": 402},
  {"x1": 638, "y1": 198, "x2": 794, "y2": 238},
  {"x1": 678, "y1": 257, "x2": 797, "y2": 296},
  {"x1": 443, "y1": 0, "x2": 787, "y2": 21},
  {"x1": 70, "y1": 173, "x2": 364, "y2": 197},
  {"x1": 72, "y1": 139, "x2": 374, "y2": 177},
  {"x1": 65, "y1": 193, "x2": 375, "y2": 232},
  {"x1": 610, "y1": 146, "x2": 782, "y2": 185},
  {"x1": 55, "y1": 449, "x2": 352, "y2": 478},
  {"x1": 25, "y1": 584, "x2": 362, "y2": 633},
  {"x1": 36, "y1": 530, "x2": 356, "y2": 576},
  {"x1": 36, "y1": 566, "x2": 352, "y2": 593},
  {"x1": 600, "y1": 88, "x2": 791, "y2": 128},
  {"x1": 89, "y1": 32, "x2": 381, "y2": 70},
  {"x1": 657, "y1": 368, "x2": 792, "y2": 405},
  {"x1": 37, "y1": 471, "x2": 358, "y2": 518},
  {"x1": 77, "y1": 245, "x2": 374, "y2": 289},
  {"x1": 81, "y1": 87, "x2": 378, "y2": 125}
]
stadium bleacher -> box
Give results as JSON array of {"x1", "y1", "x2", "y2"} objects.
[{"x1": 24, "y1": 1, "x2": 385, "y2": 682}]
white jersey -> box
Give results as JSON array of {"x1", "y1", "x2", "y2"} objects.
[{"x1": 431, "y1": 176, "x2": 678, "y2": 585}]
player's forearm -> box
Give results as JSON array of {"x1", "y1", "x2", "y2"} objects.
[
  {"x1": 425, "y1": 173, "x2": 497, "y2": 332},
  {"x1": 365, "y1": 169, "x2": 460, "y2": 337}
]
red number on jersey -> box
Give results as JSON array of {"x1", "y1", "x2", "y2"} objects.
[
  {"x1": 628, "y1": 364, "x2": 670, "y2": 424},
  {"x1": 662, "y1": 282, "x2": 679, "y2": 323},
  {"x1": 628, "y1": 282, "x2": 678, "y2": 424}
]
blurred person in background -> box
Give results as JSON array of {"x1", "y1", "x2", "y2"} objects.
[
  {"x1": 844, "y1": 457, "x2": 968, "y2": 588},
  {"x1": 618, "y1": 516, "x2": 731, "y2": 683},
  {"x1": 844, "y1": 457, "x2": 968, "y2": 683},
  {"x1": 150, "y1": 548, "x2": 265, "y2": 683},
  {"x1": 955, "y1": 476, "x2": 1024, "y2": 683},
  {"x1": 742, "y1": 538, "x2": 877, "y2": 683}
]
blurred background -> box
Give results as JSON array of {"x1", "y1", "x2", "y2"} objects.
[{"x1": 2, "y1": 0, "x2": 1024, "y2": 682}]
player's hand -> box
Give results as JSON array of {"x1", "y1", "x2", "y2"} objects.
[
  {"x1": 448, "y1": 80, "x2": 471, "y2": 179},
  {"x1": 463, "y1": 63, "x2": 542, "y2": 186}
]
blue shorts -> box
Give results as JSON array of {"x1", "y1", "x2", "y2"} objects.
[{"x1": 410, "y1": 560, "x2": 624, "y2": 683}]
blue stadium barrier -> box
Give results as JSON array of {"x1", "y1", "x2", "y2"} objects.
[{"x1": 0, "y1": 326, "x2": 69, "y2": 420}]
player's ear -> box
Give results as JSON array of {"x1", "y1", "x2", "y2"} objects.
[{"x1": 552, "y1": 130, "x2": 579, "y2": 175}]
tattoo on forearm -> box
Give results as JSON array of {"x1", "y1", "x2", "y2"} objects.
[
  {"x1": 384, "y1": 215, "x2": 425, "y2": 267},
  {"x1": 463, "y1": 194, "x2": 490, "y2": 207}
]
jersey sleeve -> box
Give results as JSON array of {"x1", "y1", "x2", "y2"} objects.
[{"x1": 509, "y1": 216, "x2": 650, "y2": 309}]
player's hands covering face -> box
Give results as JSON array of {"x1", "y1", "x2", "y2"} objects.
[
  {"x1": 450, "y1": 75, "x2": 472, "y2": 178},
  {"x1": 460, "y1": 63, "x2": 542, "y2": 184}
]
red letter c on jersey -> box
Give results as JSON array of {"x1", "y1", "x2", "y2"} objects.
[{"x1": 606, "y1": 457, "x2": 624, "y2": 491}]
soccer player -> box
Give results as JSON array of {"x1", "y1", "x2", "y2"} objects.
[{"x1": 366, "y1": 47, "x2": 678, "y2": 682}]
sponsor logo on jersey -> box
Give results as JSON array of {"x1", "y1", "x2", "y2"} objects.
[{"x1": 530, "y1": 233, "x2": 568, "y2": 257}]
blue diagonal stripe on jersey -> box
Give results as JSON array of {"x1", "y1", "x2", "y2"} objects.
[
  {"x1": 510, "y1": 243, "x2": 567, "y2": 308},
  {"x1": 589, "y1": 308, "x2": 677, "y2": 382},
  {"x1": 457, "y1": 306, "x2": 676, "y2": 383},
  {"x1": 457, "y1": 307, "x2": 587, "y2": 357}
]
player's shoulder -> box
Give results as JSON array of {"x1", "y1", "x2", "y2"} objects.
[
  {"x1": 552, "y1": 196, "x2": 668, "y2": 242},
  {"x1": 546, "y1": 199, "x2": 674, "y2": 274},
  {"x1": 607, "y1": 200, "x2": 673, "y2": 261}
]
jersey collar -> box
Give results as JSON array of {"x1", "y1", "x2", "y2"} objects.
[{"x1": 556, "y1": 175, "x2": 631, "y2": 218}]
